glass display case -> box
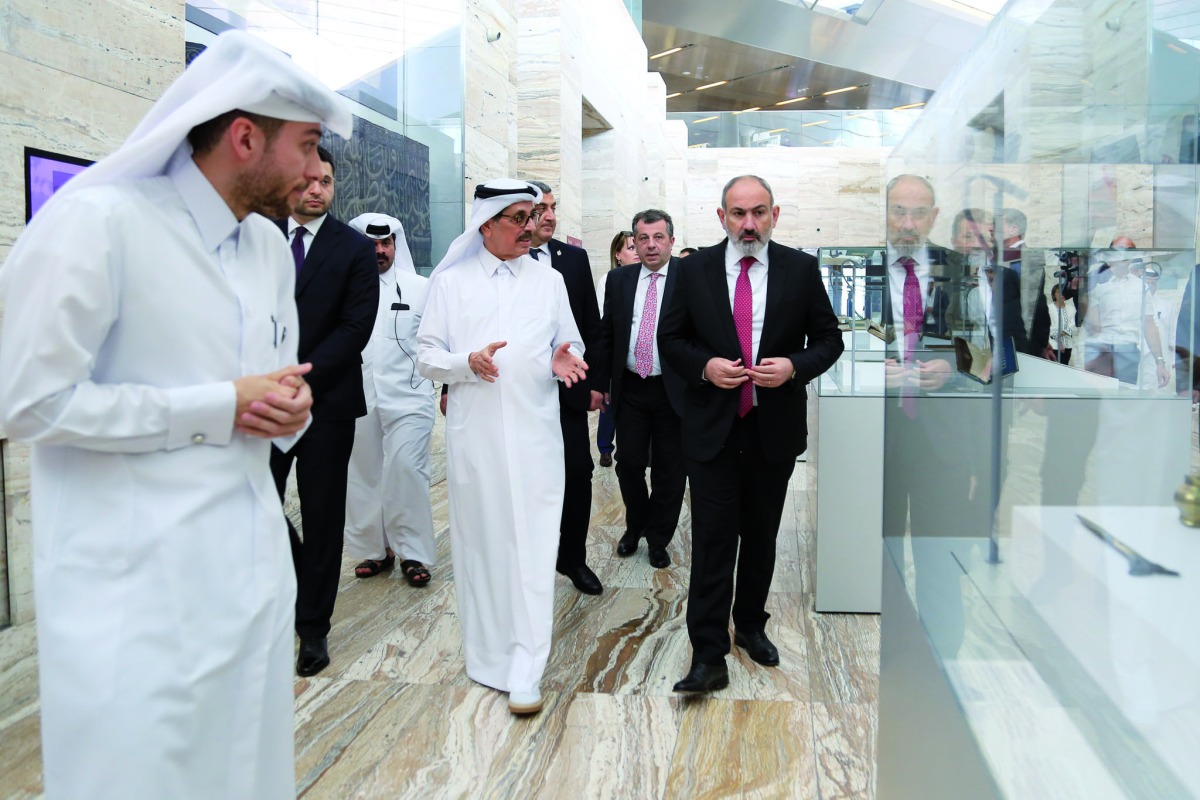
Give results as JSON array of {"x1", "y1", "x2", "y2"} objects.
[{"x1": 873, "y1": 0, "x2": 1200, "y2": 797}]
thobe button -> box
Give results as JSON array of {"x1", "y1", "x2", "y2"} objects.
[{"x1": 191, "y1": 433, "x2": 207, "y2": 445}]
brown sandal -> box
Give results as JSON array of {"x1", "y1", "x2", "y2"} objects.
[{"x1": 400, "y1": 560, "x2": 431, "y2": 587}]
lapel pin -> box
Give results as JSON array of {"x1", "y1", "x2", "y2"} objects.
[{"x1": 556, "y1": 250, "x2": 562, "y2": 257}]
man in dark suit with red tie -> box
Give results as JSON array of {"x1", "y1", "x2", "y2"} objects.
[
  {"x1": 594, "y1": 209, "x2": 687, "y2": 568},
  {"x1": 659, "y1": 175, "x2": 843, "y2": 693},
  {"x1": 527, "y1": 181, "x2": 605, "y2": 595},
  {"x1": 272, "y1": 146, "x2": 378, "y2": 676}
]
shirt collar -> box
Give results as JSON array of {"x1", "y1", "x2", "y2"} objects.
[
  {"x1": 288, "y1": 213, "x2": 328, "y2": 239},
  {"x1": 531, "y1": 242, "x2": 551, "y2": 259},
  {"x1": 724, "y1": 240, "x2": 770, "y2": 269},
  {"x1": 640, "y1": 262, "x2": 669, "y2": 281},
  {"x1": 887, "y1": 244, "x2": 931, "y2": 271},
  {"x1": 168, "y1": 151, "x2": 239, "y2": 253},
  {"x1": 479, "y1": 246, "x2": 520, "y2": 277}
]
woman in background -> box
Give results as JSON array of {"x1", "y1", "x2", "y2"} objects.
[{"x1": 595, "y1": 231, "x2": 639, "y2": 466}]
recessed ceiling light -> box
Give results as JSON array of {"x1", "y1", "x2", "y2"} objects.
[
  {"x1": 733, "y1": 107, "x2": 761, "y2": 114},
  {"x1": 666, "y1": 92, "x2": 683, "y2": 99},
  {"x1": 822, "y1": 85, "x2": 860, "y2": 96},
  {"x1": 1167, "y1": 43, "x2": 1187, "y2": 54},
  {"x1": 775, "y1": 96, "x2": 809, "y2": 106},
  {"x1": 892, "y1": 102, "x2": 926, "y2": 110},
  {"x1": 682, "y1": 71, "x2": 692, "y2": 76},
  {"x1": 695, "y1": 80, "x2": 728, "y2": 91},
  {"x1": 767, "y1": 128, "x2": 787, "y2": 134},
  {"x1": 801, "y1": 120, "x2": 828, "y2": 127},
  {"x1": 691, "y1": 115, "x2": 719, "y2": 124}
]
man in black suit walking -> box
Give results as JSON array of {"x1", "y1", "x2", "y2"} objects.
[
  {"x1": 272, "y1": 146, "x2": 378, "y2": 675},
  {"x1": 527, "y1": 181, "x2": 604, "y2": 595},
  {"x1": 659, "y1": 175, "x2": 843, "y2": 693},
  {"x1": 594, "y1": 209, "x2": 687, "y2": 568}
]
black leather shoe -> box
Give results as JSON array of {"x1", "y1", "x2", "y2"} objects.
[
  {"x1": 599, "y1": 453, "x2": 613, "y2": 467},
  {"x1": 734, "y1": 629, "x2": 780, "y2": 666},
  {"x1": 616, "y1": 531, "x2": 640, "y2": 557},
  {"x1": 648, "y1": 544, "x2": 670, "y2": 568},
  {"x1": 673, "y1": 661, "x2": 729, "y2": 694},
  {"x1": 559, "y1": 564, "x2": 603, "y2": 595},
  {"x1": 296, "y1": 637, "x2": 330, "y2": 677}
]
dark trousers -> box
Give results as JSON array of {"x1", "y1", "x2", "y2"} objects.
[
  {"x1": 596, "y1": 403, "x2": 616, "y2": 455},
  {"x1": 556, "y1": 405, "x2": 594, "y2": 569},
  {"x1": 614, "y1": 372, "x2": 685, "y2": 548},
  {"x1": 684, "y1": 409, "x2": 795, "y2": 664},
  {"x1": 270, "y1": 419, "x2": 356, "y2": 640}
]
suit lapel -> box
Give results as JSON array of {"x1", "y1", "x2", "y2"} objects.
[
  {"x1": 297, "y1": 219, "x2": 336, "y2": 296},
  {"x1": 619, "y1": 265, "x2": 638, "y2": 355},
  {"x1": 706, "y1": 242, "x2": 740, "y2": 353},
  {"x1": 761, "y1": 242, "x2": 788, "y2": 352}
]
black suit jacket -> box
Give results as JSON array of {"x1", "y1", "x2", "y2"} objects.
[
  {"x1": 595, "y1": 257, "x2": 685, "y2": 416},
  {"x1": 658, "y1": 240, "x2": 844, "y2": 463},
  {"x1": 276, "y1": 215, "x2": 378, "y2": 420},
  {"x1": 543, "y1": 238, "x2": 602, "y2": 412},
  {"x1": 942, "y1": 257, "x2": 1030, "y2": 355}
]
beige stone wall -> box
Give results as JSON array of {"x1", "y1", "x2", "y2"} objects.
[
  {"x1": 684, "y1": 148, "x2": 893, "y2": 250},
  {"x1": 0, "y1": 0, "x2": 185, "y2": 630}
]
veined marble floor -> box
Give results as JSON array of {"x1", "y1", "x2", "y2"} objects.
[{"x1": 0, "y1": 417, "x2": 880, "y2": 800}]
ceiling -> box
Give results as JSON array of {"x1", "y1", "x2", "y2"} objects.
[
  {"x1": 641, "y1": 0, "x2": 991, "y2": 113},
  {"x1": 642, "y1": 20, "x2": 933, "y2": 113}
]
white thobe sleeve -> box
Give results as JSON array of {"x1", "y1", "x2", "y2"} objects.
[
  {"x1": 551, "y1": 279, "x2": 585, "y2": 370},
  {"x1": 416, "y1": 273, "x2": 479, "y2": 384},
  {"x1": 0, "y1": 198, "x2": 235, "y2": 453},
  {"x1": 269, "y1": 246, "x2": 310, "y2": 454}
]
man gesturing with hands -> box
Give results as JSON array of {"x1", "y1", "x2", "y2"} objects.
[{"x1": 417, "y1": 179, "x2": 585, "y2": 715}]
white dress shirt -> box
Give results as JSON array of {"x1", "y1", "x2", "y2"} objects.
[
  {"x1": 625, "y1": 263, "x2": 670, "y2": 376},
  {"x1": 724, "y1": 241, "x2": 769, "y2": 404},
  {"x1": 287, "y1": 213, "x2": 327, "y2": 256}
]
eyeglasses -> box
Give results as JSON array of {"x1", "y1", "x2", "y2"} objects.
[{"x1": 496, "y1": 210, "x2": 542, "y2": 228}]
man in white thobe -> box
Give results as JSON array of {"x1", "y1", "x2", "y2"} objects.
[
  {"x1": 344, "y1": 212, "x2": 437, "y2": 583},
  {"x1": 0, "y1": 32, "x2": 351, "y2": 800},
  {"x1": 416, "y1": 179, "x2": 587, "y2": 715}
]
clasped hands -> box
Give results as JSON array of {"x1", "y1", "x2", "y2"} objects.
[
  {"x1": 884, "y1": 357, "x2": 952, "y2": 391},
  {"x1": 234, "y1": 363, "x2": 313, "y2": 438},
  {"x1": 469, "y1": 340, "x2": 589, "y2": 388},
  {"x1": 704, "y1": 356, "x2": 793, "y2": 389}
]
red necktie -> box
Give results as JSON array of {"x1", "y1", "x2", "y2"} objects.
[
  {"x1": 633, "y1": 272, "x2": 661, "y2": 378},
  {"x1": 734, "y1": 256, "x2": 755, "y2": 417},
  {"x1": 900, "y1": 257, "x2": 920, "y2": 418},
  {"x1": 900, "y1": 257, "x2": 921, "y2": 361},
  {"x1": 291, "y1": 226, "x2": 307, "y2": 275}
]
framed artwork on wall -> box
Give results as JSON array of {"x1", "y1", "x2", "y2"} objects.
[{"x1": 25, "y1": 147, "x2": 93, "y2": 222}]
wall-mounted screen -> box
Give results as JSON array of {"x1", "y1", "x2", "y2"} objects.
[{"x1": 25, "y1": 147, "x2": 93, "y2": 222}]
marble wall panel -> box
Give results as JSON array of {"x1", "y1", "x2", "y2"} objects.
[
  {"x1": 4, "y1": 0, "x2": 182, "y2": 102},
  {"x1": 464, "y1": 0, "x2": 519, "y2": 199}
]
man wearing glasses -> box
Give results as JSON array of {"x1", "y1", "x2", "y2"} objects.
[{"x1": 416, "y1": 179, "x2": 587, "y2": 716}]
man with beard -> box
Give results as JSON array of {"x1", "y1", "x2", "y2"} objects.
[
  {"x1": 659, "y1": 175, "x2": 843, "y2": 693},
  {"x1": 343, "y1": 213, "x2": 437, "y2": 586},
  {"x1": 526, "y1": 181, "x2": 604, "y2": 595},
  {"x1": 417, "y1": 179, "x2": 587, "y2": 715},
  {"x1": 0, "y1": 31, "x2": 347, "y2": 799},
  {"x1": 271, "y1": 147, "x2": 378, "y2": 677}
]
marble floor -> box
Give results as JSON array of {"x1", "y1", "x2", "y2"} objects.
[{"x1": 0, "y1": 422, "x2": 880, "y2": 799}]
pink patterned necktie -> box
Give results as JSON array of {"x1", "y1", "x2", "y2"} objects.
[
  {"x1": 900, "y1": 256, "x2": 920, "y2": 418},
  {"x1": 735, "y1": 256, "x2": 755, "y2": 417},
  {"x1": 633, "y1": 272, "x2": 661, "y2": 378}
]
